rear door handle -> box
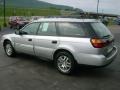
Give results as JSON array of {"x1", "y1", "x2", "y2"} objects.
[
  {"x1": 28, "y1": 39, "x2": 32, "y2": 41},
  {"x1": 52, "y1": 40, "x2": 57, "y2": 44}
]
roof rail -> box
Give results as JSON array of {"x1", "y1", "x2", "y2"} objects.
[{"x1": 43, "y1": 15, "x2": 98, "y2": 19}]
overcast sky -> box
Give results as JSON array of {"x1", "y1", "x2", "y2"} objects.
[{"x1": 38, "y1": 0, "x2": 120, "y2": 15}]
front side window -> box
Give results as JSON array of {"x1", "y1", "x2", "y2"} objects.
[
  {"x1": 37, "y1": 22, "x2": 57, "y2": 36},
  {"x1": 21, "y1": 23, "x2": 40, "y2": 35}
]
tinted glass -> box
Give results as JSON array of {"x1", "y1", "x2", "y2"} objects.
[
  {"x1": 90, "y1": 22, "x2": 112, "y2": 38},
  {"x1": 37, "y1": 23, "x2": 56, "y2": 36},
  {"x1": 57, "y1": 22, "x2": 96, "y2": 37},
  {"x1": 22, "y1": 23, "x2": 40, "y2": 35}
]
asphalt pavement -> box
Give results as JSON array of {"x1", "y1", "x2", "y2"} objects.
[{"x1": 0, "y1": 25, "x2": 120, "y2": 90}]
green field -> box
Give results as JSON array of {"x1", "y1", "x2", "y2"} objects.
[
  {"x1": 0, "y1": 7, "x2": 61, "y2": 16},
  {"x1": 0, "y1": 18, "x2": 3, "y2": 29},
  {"x1": 0, "y1": 17, "x2": 8, "y2": 29}
]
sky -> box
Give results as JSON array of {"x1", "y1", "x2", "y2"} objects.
[{"x1": 38, "y1": 0, "x2": 120, "y2": 15}]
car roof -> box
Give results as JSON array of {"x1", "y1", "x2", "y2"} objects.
[{"x1": 33, "y1": 18, "x2": 100, "y2": 23}]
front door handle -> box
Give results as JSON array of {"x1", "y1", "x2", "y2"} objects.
[
  {"x1": 52, "y1": 40, "x2": 57, "y2": 44},
  {"x1": 28, "y1": 39, "x2": 32, "y2": 41}
]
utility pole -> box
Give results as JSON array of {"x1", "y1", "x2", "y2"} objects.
[
  {"x1": 97, "y1": 0, "x2": 100, "y2": 19},
  {"x1": 3, "y1": 0, "x2": 6, "y2": 26}
]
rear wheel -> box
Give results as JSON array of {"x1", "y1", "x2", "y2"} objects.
[
  {"x1": 4, "y1": 41, "x2": 16, "y2": 57},
  {"x1": 55, "y1": 51, "x2": 76, "y2": 75}
]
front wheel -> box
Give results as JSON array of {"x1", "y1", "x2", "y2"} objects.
[
  {"x1": 4, "y1": 41, "x2": 16, "y2": 57},
  {"x1": 55, "y1": 52, "x2": 76, "y2": 75}
]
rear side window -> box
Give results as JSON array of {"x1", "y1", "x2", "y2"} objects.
[
  {"x1": 37, "y1": 22, "x2": 57, "y2": 36},
  {"x1": 90, "y1": 22, "x2": 112, "y2": 38},
  {"x1": 56, "y1": 22, "x2": 96, "y2": 37}
]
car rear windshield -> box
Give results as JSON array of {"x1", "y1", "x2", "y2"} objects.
[
  {"x1": 57, "y1": 22, "x2": 112, "y2": 38},
  {"x1": 57, "y1": 22, "x2": 96, "y2": 37}
]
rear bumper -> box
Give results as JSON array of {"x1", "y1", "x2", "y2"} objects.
[{"x1": 75, "y1": 46, "x2": 118, "y2": 66}]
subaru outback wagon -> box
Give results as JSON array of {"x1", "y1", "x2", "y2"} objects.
[{"x1": 1, "y1": 18, "x2": 118, "y2": 74}]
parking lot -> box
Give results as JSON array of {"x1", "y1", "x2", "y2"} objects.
[{"x1": 0, "y1": 25, "x2": 120, "y2": 90}]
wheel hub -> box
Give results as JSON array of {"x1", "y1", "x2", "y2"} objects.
[
  {"x1": 6, "y1": 44, "x2": 12, "y2": 56},
  {"x1": 57, "y1": 55, "x2": 71, "y2": 72}
]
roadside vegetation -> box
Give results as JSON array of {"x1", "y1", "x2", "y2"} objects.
[
  {"x1": 0, "y1": 7, "x2": 61, "y2": 16},
  {"x1": 0, "y1": 17, "x2": 9, "y2": 30},
  {"x1": 0, "y1": 18, "x2": 3, "y2": 30}
]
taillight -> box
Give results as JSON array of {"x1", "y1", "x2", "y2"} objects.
[{"x1": 90, "y1": 38, "x2": 108, "y2": 48}]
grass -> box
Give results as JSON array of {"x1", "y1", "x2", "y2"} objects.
[
  {"x1": 0, "y1": 7, "x2": 61, "y2": 16},
  {"x1": 0, "y1": 17, "x2": 4, "y2": 29},
  {"x1": 0, "y1": 17, "x2": 9, "y2": 30}
]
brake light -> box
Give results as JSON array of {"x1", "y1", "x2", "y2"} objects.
[{"x1": 90, "y1": 38, "x2": 108, "y2": 48}]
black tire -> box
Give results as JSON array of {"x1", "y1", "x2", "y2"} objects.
[
  {"x1": 54, "y1": 51, "x2": 76, "y2": 75},
  {"x1": 4, "y1": 41, "x2": 16, "y2": 57}
]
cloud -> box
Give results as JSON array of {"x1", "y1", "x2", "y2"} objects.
[{"x1": 38, "y1": 0, "x2": 120, "y2": 15}]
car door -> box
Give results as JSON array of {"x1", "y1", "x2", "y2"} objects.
[
  {"x1": 14, "y1": 22, "x2": 40, "y2": 55},
  {"x1": 34, "y1": 22, "x2": 59, "y2": 60}
]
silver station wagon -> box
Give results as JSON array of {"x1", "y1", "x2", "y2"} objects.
[{"x1": 1, "y1": 18, "x2": 118, "y2": 74}]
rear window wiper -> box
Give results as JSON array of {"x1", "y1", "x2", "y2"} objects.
[{"x1": 102, "y1": 35, "x2": 111, "y2": 38}]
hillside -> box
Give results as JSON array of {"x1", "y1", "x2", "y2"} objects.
[{"x1": 6, "y1": 0, "x2": 72, "y2": 9}]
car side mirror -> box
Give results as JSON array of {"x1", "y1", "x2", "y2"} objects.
[
  {"x1": 15, "y1": 30, "x2": 20, "y2": 35},
  {"x1": 19, "y1": 30, "x2": 28, "y2": 35},
  {"x1": 15, "y1": 30, "x2": 27, "y2": 35}
]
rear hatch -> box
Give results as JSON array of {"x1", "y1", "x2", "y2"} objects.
[{"x1": 89, "y1": 22, "x2": 115, "y2": 56}]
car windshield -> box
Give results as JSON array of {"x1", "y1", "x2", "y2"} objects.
[{"x1": 90, "y1": 22, "x2": 112, "y2": 38}]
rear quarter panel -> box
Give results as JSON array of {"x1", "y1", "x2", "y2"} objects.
[
  {"x1": 57, "y1": 37, "x2": 103, "y2": 64},
  {"x1": 58, "y1": 37, "x2": 99, "y2": 55}
]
